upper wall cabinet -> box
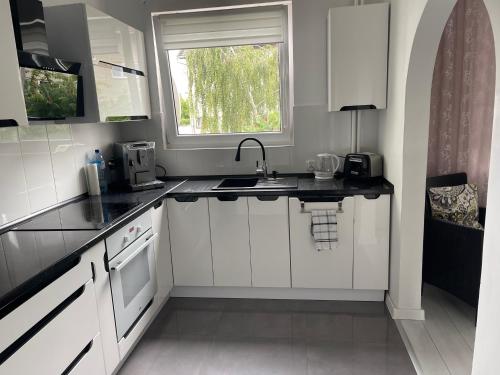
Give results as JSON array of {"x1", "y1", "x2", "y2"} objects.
[
  {"x1": 44, "y1": 4, "x2": 151, "y2": 123},
  {"x1": 0, "y1": 0, "x2": 28, "y2": 127},
  {"x1": 327, "y1": 3, "x2": 389, "y2": 111}
]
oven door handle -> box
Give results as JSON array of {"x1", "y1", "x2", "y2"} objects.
[{"x1": 110, "y1": 233, "x2": 158, "y2": 272}]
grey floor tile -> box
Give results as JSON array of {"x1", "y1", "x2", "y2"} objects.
[
  {"x1": 201, "y1": 337, "x2": 307, "y2": 375},
  {"x1": 118, "y1": 338, "x2": 164, "y2": 375},
  {"x1": 174, "y1": 309, "x2": 222, "y2": 337},
  {"x1": 352, "y1": 342, "x2": 417, "y2": 375},
  {"x1": 292, "y1": 313, "x2": 354, "y2": 341},
  {"x1": 148, "y1": 336, "x2": 214, "y2": 375},
  {"x1": 306, "y1": 340, "x2": 356, "y2": 375},
  {"x1": 216, "y1": 312, "x2": 257, "y2": 338},
  {"x1": 170, "y1": 297, "x2": 227, "y2": 311},
  {"x1": 353, "y1": 316, "x2": 390, "y2": 343}
]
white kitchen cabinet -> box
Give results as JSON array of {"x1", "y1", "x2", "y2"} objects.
[
  {"x1": 289, "y1": 197, "x2": 354, "y2": 289},
  {"x1": 81, "y1": 241, "x2": 120, "y2": 375},
  {"x1": 209, "y1": 197, "x2": 251, "y2": 287},
  {"x1": 0, "y1": 0, "x2": 28, "y2": 127},
  {"x1": 248, "y1": 196, "x2": 291, "y2": 288},
  {"x1": 167, "y1": 198, "x2": 214, "y2": 286},
  {"x1": 328, "y1": 3, "x2": 389, "y2": 111},
  {"x1": 44, "y1": 4, "x2": 151, "y2": 123},
  {"x1": 0, "y1": 280, "x2": 103, "y2": 375},
  {"x1": 151, "y1": 200, "x2": 174, "y2": 306},
  {"x1": 67, "y1": 334, "x2": 106, "y2": 375},
  {"x1": 86, "y1": 6, "x2": 146, "y2": 72},
  {"x1": 353, "y1": 195, "x2": 390, "y2": 290}
]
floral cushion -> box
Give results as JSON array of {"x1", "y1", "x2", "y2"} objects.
[{"x1": 428, "y1": 184, "x2": 483, "y2": 229}]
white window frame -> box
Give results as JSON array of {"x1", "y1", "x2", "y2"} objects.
[{"x1": 152, "y1": 2, "x2": 294, "y2": 150}]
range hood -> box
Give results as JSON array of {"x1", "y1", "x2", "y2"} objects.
[{"x1": 9, "y1": 0, "x2": 84, "y2": 121}]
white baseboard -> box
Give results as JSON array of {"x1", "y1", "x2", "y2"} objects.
[
  {"x1": 394, "y1": 319, "x2": 424, "y2": 375},
  {"x1": 171, "y1": 286, "x2": 385, "y2": 301},
  {"x1": 385, "y1": 293, "x2": 425, "y2": 320}
]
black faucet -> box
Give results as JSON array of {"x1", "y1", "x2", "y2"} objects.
[{"x1": 235, "y1": 137, "x2": 268, "y2": 178}]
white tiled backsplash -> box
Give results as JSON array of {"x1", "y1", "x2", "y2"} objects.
[{"x1": 0, "y1": 124, "x2": 119, "y2": 226}]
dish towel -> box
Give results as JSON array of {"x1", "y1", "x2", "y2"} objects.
[{"x1": 311, "y1": 209, "x2": 338, "y2": 251}]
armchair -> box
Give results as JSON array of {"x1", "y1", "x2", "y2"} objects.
[{"x1": 422, "y1": 173, "x2": 485, "y2": 307}]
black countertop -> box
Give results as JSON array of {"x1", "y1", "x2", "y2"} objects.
[
  {"x1": 0, "y1": 175, "x2": 392, "y2": 318},
  {"x1": 168, "y1": 176, "x2": 394, "y2": 198}
]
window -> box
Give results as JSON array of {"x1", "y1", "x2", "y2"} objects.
[{"x1": 153, "y1": 3, "x2": 293, "y2": 148}]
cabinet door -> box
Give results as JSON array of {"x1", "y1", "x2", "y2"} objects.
[
  {"x1": 353, "y1": 195, "x2": 390, "y2": 290},
  {"x1": 86, "y1": 6, "x2": 146, "y2": 72},
  {"x1": 289, "y1": 197, "x2": 354, "y2": 289},
  {"x1": 151, "y1": 200, "x2": 173, "y2": 305},
  {"x1": 0, "y1": 0, "x2": 28, "y2": 126},
  {"x1": 167, "y1": 198, "x2": 213, "y2": 286},
  {"x1": 209, "y1": 197, "x2": 251, "y2": 287},
  {"x1": 248, "y1": 196, "x2": 291, "y2": 287},
  {"x1": 81, "y1": 242, "x2": 119, "y2": 375}
]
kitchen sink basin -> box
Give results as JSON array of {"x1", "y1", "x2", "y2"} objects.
[
  {"x1": 215, "y1": 178, "x2": 259, "y2": 189},
  {"x1": 213, "y1": 177, "x2": 298, "y2": 190}
]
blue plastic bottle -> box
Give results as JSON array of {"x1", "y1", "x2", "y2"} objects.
[{"x1": 92, "y1": 149, "x2": 108, "y2": 193}]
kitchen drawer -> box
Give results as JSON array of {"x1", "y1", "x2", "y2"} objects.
[
  {"x1": 106, "y1": 211, "x2": 152, "y2": 259},
  {"x1": 0, "y1": 256, "x2": 91, "y2": 354},
  {"x1": 289, "y1": 197, "x2": 354, "y2": 289},
  {"x1": 67, "y1": 334, "x2": 106, "y2": 375},
  {"x1": 0, "y1": 280, "x2": 100, "y2": 375}
]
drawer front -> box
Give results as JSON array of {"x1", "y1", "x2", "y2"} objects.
[
  {"x1": 106, "y1": 211, "x2": 152, "y2": 259},
  {"x1": 67, "y1": 334, "x2": 106, "y2": 375},
  {"x1": 0, "y1": 256, "x2": 91, "y2": 354},
  {"x1": 289, "y1": 197, "x2": 354, "y2": 289},
  {"x1": 0, "y1": 280, "x2": 100, "y2": 375}
]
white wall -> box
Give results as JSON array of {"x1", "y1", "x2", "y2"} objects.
[
  {"x1": 472, "y1": 1, "x2": 500, "y2": 373},
  {"x1": 118, "y1": 0, "x2": 381, "y2": 176},
  {"x1": 377, "y1": 0, "x2": 458, "y2": 319}
]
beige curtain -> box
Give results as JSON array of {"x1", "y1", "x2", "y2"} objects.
[{"x1": 427, "y1": 0, "x2": 495, "y2": 206}]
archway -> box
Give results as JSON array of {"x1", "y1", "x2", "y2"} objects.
[{"x1": 401, "y1": 0, "x2": 500, "y2": 372}]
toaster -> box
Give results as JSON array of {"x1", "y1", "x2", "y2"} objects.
[{"x1": 344, "y1": 152, "x2": 383, "y2": 179}]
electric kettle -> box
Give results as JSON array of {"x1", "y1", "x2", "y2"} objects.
[{"x1": 309, "y1": 153, "x2": 341, "y2": 180}]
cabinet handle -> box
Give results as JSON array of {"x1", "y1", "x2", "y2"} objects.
[
  {"x1": 0, "y1": 284, "x2": 86, "y2": 366},
  {"x1": 174, "y1": 196, "x2": 198, "y2": 202},
  {"x1": 0, "y1": 119, "x2": 18, "y2": 127},
  {"x1": 154, "y1": 200, "x2": 163, "y2": 209},
  {"x1": 216, "y1": 195, "x2": 238, "y2": 201},
  {"x1": 61, "y1": 339, "x2": 94, "y2": 375},
  {"x1": 256, "y1": 195, "x2": 279, "y2": 201},
  {"x1": 363, "y1": 194, "x2": 381, "y2": 199}
]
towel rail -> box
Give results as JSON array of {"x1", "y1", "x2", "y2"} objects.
[{"x1": 300, "y1": 201, "x2": 344, "y2": 214}]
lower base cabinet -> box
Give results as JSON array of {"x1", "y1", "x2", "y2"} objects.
[
  {"x1": 168, "y1": 198, "x2": 214, "y2": 286},
  {"x1": 249, "y1": 196, "x2": 291, "y2": 287},
  {"x1": 289, "y1": 197, "x2": 355, "y2": 289},
  {"x1": 66, "y1": 333, "x2": 106, "y2": 375},
  {"x1": 353, "y1": 195, "x2": 390, "y2": 290},
  {"x1": 209, "y1": 197, "x2": 252, "y2": 287},
  {"x1": 0, "y1": 280, "x2": 104, "y2": 375}
]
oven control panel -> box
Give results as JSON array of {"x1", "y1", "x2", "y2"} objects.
[{"x1": 106, "y1": 211, "x2": 153, "y2": 259}]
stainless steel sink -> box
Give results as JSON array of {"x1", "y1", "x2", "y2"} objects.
[{"x1": 213, "y1": 177, "x2": 298, "y2": 190}]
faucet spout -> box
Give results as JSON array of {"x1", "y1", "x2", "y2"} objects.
[
  {"x1": 234, "y1": 137, "x2": 268, "y2": 178},
  {"x1": 235, "y1": 137, "x2": 266, "y2": 162}
]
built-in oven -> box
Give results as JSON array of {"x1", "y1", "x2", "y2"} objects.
[{"x1": 105, "y1": 212, "x2": 157, "y2": 341}]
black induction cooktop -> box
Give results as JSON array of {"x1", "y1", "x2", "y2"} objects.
[{"x1": 14, "y1": 196, "x2": 143, "y2": 231}]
